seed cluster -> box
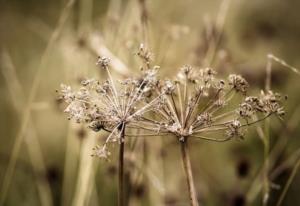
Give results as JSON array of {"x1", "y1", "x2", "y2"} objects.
[{"x1": 59, "y1": 47, "x2": 285, "y2": 159}]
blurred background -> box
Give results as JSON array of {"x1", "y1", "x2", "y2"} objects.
[{"x1": 1, "y1": 0, "x2": 300, "y2": 205}]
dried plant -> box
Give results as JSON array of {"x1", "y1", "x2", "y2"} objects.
[
  {"x1": 59, "y1": 48, "x2": 163, "y2": 205},
  {"x1": 59, "y1": 45, "x2": 285, "y2": 206},
  {"x1": 128, "y1": 66, "x2": 285, "y2": 206}
]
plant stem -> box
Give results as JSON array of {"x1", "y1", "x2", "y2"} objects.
[
  {"x1": 276, "y1": 158, "x2": 300, "y2": 206},
  {"x1": 118, "y1": 124, "x2": 126, "y2": 206},
  {"x1": 263, "y1": 118, "x2": 270, "y2": 206},
  {"x1": 180, "y1": 137, "x2": 199, "y2": 206}
]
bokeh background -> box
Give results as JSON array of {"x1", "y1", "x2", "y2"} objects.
[{"x1": 1, "y1": 0, "x2": 300, "y2": 205}]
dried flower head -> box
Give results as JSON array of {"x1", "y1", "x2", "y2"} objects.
[
  {"x1": 137, "y1": 43, "x2": 153, "y2": 68},
  {"x1": 59, "y1": 52, "x2": 285, "y2": 157},
  {"x1": 131, "y1": 65, "x2": 285, "y2": 142},
  {"x1": 228, "y1": 74, "x2": 249, "y2": 94},
  {"x1": 59, "y1": 56, "x2": 161, "y2": 159},
  {"x1": 96, "y1": 56, "x2": 111, "y2": 68}
]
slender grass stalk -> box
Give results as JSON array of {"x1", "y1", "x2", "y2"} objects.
[
  {"x1": 271, "y1": 148, "x2": 300, "y2": 180},
  {"x1": 72, "y1": 132, "x2": 97, "y2": 206},
  {"x1": 246, "y1": 55, "x2": 298, "y2": 204},
  {"x1": 180, "y1": 137, "x2": 199, "y2": 206},
  {"x1": 61, "y1": 123, "x2": 75, "y2": 206},
  {"x1": 267, "y1": 54, "x2": 300, "y2": 76},
  {"x1": 276, "y1": 158, "x2": 300, "y2": 206},
  {"x1": 118, "y1": 124, "x2": 126, "y2": 206},
  {"x1": 204, "y1": 0, "x2": 231, "y2": 67},
  {"x1": 78, "y1": 0, "x2": 93, "y2": 35},
  {"x1": 138, "y1": 0, "x2": 150, "y2": 46},
  {"x1": 1, "y1": 51, "x2": 53, "y2": 206},
  {"x1": 262, "y1": 124, "x2": 270, "y2": 206},
  {"x1": 262, "y1": 54, "x2": 272, "y2": 206},
  {"x1": 246, "y1": 106, "x2": 300, "y2": 204},
  {"x1": 0, "y1": 0, "x2": 75, "y2": 204}
]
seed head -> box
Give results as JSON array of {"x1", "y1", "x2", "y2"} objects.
[
  {"x1": 59, "y1": 52, "x2": 162, "y2": 158},
  {"x1": 59, "y1": 48, "x2": 286, "y2": 158},
  {"x1": 228, "y1": 74, "x2": 249, "y2": 94},
  {"x1": 130, "y1": 65, "x2": 286, "y2": 143},
  {"x1": 96, "y1": 56, "x2": 110, "y2": 69},
  {"x1": 226, "y1": 120, "x2": 244, "y2": 139}
]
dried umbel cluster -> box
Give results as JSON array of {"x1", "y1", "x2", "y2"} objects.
[
  {"x1": 132, "y1": 66, "x2": 285, "y2": 143},
  {"x1": 59, "y1": 58, "x2": 285, "y2": 158},
  {"x1": 59, "y1": 51, "x2": 285, "y2": 206},
  {"x1": 60, "y1": 56, "x2": 161, "y2": 158}
]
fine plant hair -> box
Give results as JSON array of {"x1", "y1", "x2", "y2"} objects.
[{"x1": 59, "y1": 45, "x2": 285, "y2": 206}]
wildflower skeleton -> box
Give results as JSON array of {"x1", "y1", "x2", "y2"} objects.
[
  {"x1": 125, "y1": 66, "x2": 285, "y2": 206},
  {"x1": 136, "y1": 66, "x2": 285, "y2": 142},
  {"x1": 60, "y1": 55, "x2": 163, "y2": 206},
  {"x1": 59, "y1": 51, "x2": 285, "y2": 206}
]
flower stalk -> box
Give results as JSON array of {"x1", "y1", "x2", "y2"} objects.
[
  {"x1": 118, "y1": 123, "x2": 126, "y2": 206},
  {"x1": 180, "y1": 137, "x2": 199, "y2": 206}
]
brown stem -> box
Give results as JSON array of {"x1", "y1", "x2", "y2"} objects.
[
  {"x1": 180, "y1": 137, "x2": 199, "y2": 206},
  {"x1": 118, "y1": 124, "x2": 126, "y2": 206}
]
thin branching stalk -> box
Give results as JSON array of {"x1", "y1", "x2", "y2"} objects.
[{"x1": 180, "y1": 137, "x2": 199, "y2": 206}]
